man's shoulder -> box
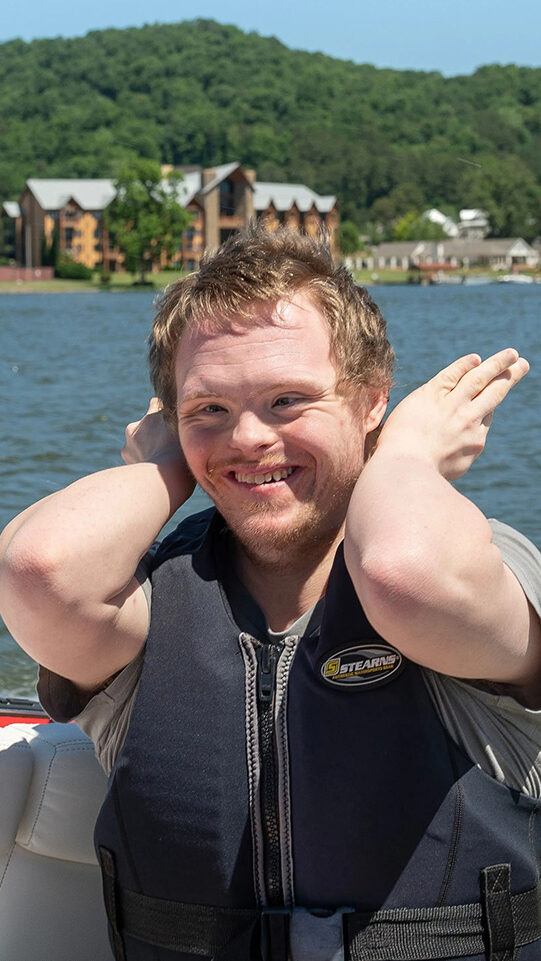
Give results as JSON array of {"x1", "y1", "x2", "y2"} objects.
[
  {"x1": 488, "y1": 518, "x2": 541, "y2": 618},
  {"x1": 153, "y1": 507, "x2": 219, "y2": 569}
]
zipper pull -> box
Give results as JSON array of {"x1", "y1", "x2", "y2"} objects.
[{"x1": 256, "y1": 643, "x2": 279, "y2": 703}]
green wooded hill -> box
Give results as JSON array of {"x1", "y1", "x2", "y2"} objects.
[{"x1": 2, "y1": 19, "x2": 541, "y2": 238}]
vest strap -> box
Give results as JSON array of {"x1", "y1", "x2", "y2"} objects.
[
  {"x1": 346, "y1": 866, "x2": 540, "y2": 961},
  {"x1": 117, "y1": 886, "x2": 258, "y2": 956},
  {"x1": 99, "y1": 849, "x2": 541, "y2": 960},
  {"x1": 481, "y1": 864, "x2": 516, "y2": 961},
  {"x1": 98, "y1": 847, "x2": 127, "y2": 961}
]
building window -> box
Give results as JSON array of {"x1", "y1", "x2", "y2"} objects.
[{"x1": 219, "y1": 180, "x2": 235, "y2": 217}]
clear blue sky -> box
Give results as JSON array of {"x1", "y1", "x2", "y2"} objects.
[{"x1": 3, "y1": 0, "x2": 540, "y2": 76}]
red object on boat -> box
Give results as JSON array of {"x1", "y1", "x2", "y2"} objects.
[{"x1": 0, "y1": 697, "x2": 50, "y2": 727}]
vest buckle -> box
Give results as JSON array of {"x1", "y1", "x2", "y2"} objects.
[
  {"x1": 289, "y1": 907, "x2": 354, "y2": 961},
  {"x1": 260, "y1": 906, "x2": 355, "y2": 961},
  {"x1": 260, "y1": 908, "x2": 290, "y2": 961}
]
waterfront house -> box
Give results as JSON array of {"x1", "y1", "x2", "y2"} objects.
[
  {"x1": 457, "y1": 209, "x2": 490, "y2": 240},
  {"x1": 364, "y1": 241, "x2": 430, "y2": 271},
  {"x1": 366, "y1": 238, "x2": 538, "y2": 272}
]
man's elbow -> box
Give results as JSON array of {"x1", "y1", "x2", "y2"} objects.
[
  {"x1": 344, "y1": 538, "x2": 435, "y2": 635},
  {"x1": 0, "y1": 533, "x2": 67, "y2": 621}
]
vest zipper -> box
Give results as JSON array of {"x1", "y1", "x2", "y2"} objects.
[{"x1": 255, "y1": 640, "x2": 284, "y2": 907}]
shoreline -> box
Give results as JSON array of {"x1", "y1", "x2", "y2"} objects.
[{"x1": 0, "y1": 269, "x2": 540, "y2": 295}]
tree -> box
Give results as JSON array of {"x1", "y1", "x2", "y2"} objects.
[
  {"x1": 2, "y1": 24, "x2": 541, "y2": 237},
  {"x1": 339, "y1": 220, "x2": 360, "y2": 255},
  {"x1": 106, "y1": 160, "x2": 192, "y2": 283},
  {"x1": 459, "y1": 153, "x2": 541, "y2": 241},
  {"x1": 392, "y1": 211, "x2": 447, "y2": 241}
]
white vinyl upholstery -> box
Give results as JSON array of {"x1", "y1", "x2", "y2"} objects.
[{"x1": 0, "y1": 722, "x2": 113, "y2": 961}]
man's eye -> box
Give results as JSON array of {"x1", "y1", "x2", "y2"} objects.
[
  {"x1": 273, "y1": 396, "x2": 297, "y2": 407},
  {"x1": 203, "y1": 404, "x2": 225, "y2": 413}
]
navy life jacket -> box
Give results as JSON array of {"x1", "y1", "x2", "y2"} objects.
[{"x1": 95, "y1": 509, "x2": 541, "y2": 961}]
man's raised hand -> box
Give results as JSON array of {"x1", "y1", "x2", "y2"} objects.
[
  {"x1": 122, "y1": 398, "x2": 188, "y2": 471},
  {"x1": 376, "y1": 348, "x2": 529, "y2": 480}
]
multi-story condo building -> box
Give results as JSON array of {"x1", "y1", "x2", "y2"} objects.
[{"x1": 1, "y1": 163, "x2": 339, "y2": 272}]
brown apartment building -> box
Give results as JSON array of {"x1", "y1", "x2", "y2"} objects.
[
  {"x1": 13, "y1": 179, "x2": 119, "y2": 270},
  {"x1": 1, "y1": 163, "x2": 339, "y2": 273}
]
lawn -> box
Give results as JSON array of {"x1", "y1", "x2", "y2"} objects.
[{"x1": 0, "y1": 270, "x2": 185, "y2": 294}]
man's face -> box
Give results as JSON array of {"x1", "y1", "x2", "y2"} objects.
[{"x1": 175, "y1": 293, "x2": 385, "y2": 563}]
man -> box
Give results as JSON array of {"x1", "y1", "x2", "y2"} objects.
[{"x1": 1, "y1": 226, "x2": 540, "y2": 961}]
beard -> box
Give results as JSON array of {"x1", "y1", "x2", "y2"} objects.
[
  {"x1": 200, "y1": 448, "x2": 364, "y2": 571},
  {"x1": 214, "y1": 477, "x2": 355, "y2": 573}
]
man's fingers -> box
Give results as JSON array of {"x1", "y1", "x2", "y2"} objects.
[
  {"x1": 435, "y1": 349, "x2": 529, "y2": 401},
  {"x1": 434, "y1": 354, "x2": 482, "y2": 391},
  {"x1": 453, "y1": 348, "x2": 525, "y2": 399},
  {"x1": 469, "y1": 356, "x2": 530, "y2": 420}
]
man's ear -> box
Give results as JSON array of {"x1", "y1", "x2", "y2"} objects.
[
  {"x1": 365, "y1": 392, "x2": 388, "y2": 432},
  {"x1": 363, "y1": 393, "x2": 388, "y2": 461}
]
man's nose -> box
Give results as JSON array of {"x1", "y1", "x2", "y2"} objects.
[{"x1": 230, "y1": 410, "x2": 278, "y2": 454}]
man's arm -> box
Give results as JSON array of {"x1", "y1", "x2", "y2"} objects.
[
  {"x1": 344, "y1": 349, "x2": 541, "y2": 700},
  {"x1": 0, "y1": 401, "x2": 194, "y2": 690}
]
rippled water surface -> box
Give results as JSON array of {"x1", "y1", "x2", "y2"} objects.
[{"x1": 1, "y1": 285, "x2": 539, "y2": 695}]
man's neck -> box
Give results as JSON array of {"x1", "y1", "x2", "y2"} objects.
[{"x1": 234, "y1": 530, "x2": 343, "y2": 633}]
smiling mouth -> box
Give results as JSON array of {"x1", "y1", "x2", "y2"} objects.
[{"x1": 233, "y1": 467, "x2": 296, "y2": 486}]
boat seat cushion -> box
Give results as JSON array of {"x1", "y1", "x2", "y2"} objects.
[{"x1": 0, "y1": 721, "x2": 113, "y2": 961}]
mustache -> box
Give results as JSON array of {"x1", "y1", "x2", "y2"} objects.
[{"x1": 208, "y1": 457, "x2": 292, "y2": 478}]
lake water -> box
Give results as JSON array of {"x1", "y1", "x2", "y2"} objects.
[{"x1": 1, "y1": 284, "x2": 539, "y2": 696}]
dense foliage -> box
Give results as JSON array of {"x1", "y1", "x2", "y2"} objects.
[
  {"x1": 55, "y1": 254, "x2": 93, "y2": 279},
  {"x1": 1, "y1": 20, "x2": 540, "y2": 239},
  {"x1": 106, "y1": 160, "x2": 192, "y2": 281}
]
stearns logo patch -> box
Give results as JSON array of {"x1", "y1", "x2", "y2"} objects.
[{"x1": 320, "y1": 644, "x2": 403, "y2": 689}]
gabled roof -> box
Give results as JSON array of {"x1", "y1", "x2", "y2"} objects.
[
  {"x1": 199, "y1": 162, "x2": 246, "y2": 195},
  {"x1": 423, "y1": 208, "x2": 459, "y2": 237},
  {"x1": 166, "y1": 171, "x2": 202, "y2": 206},
  {"x1": 22, "y1": 171, "x2": 335, "y2": 218},
  {"x1": 372, "y1": 241, "x2": 428, "y2": 258},
  {"x1": 26, "y1": 179, "x2": 116, "y2": 211},
  {"x1": 166, "y1": 163, "x2": 253, "y2": 203},
  {"x1": 253, "y1": 182, "x2": 336, "y2": 214},
  {"x1": 442, "y1": 238, "x2": 534, "y2": 256},
  {"x1": 459, "y1": 208, "x2": 488, "y2": 223},
  {"x1": 2, "y1": 201, "x2": 21, "y2": 218},
  {"x1": 424, "y1": 208, "x2": 446, "y2": 224}
]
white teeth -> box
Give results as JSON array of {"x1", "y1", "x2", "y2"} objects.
[{"x1": 235, "y1": 467, "x2": 295, "y2": 485}]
